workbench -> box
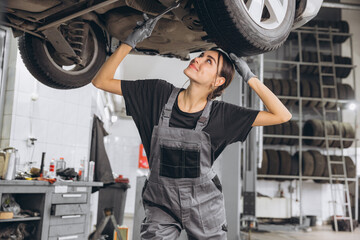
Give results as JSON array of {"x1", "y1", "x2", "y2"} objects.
[{"x1": 0, "y1": 180, "x2": 103, "y2": 239}]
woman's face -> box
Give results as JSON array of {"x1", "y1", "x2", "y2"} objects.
[{"x1": 184, "y1": 50, "x2": 224, "y2": 88}]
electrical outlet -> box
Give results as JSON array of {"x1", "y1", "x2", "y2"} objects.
[{"x1": 27, "y1": 137, "x2": 37, "y2": 147}]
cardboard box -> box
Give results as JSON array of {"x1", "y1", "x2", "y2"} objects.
[
  {"x1": 113, "y1": 226, "x2": 128, "y2": 240},
  {"x1": 0, "y1": 211, "x2": 14, "y2": 219}
]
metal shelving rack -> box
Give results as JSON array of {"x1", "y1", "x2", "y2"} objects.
[{"x1": 257, "y1": 25, "x2": 358, "y2": 227}]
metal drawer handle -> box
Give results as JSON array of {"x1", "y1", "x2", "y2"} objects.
[
  {"x1": 58, "y1": 236, "x2": 79, "y2": 240},
  {"x1": 61, "y1": 215, "x2": 81, "y2": 219},
  {"x1": 62, "y1": 194, "x2": 82, "y2": 198}
]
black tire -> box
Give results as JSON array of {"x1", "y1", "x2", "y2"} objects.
[
  {"x1": 18, "y1": 22, "x2": 106, "y2": 89},
  {"x1": 337, "y1": 83, "x2": 347, "y2": 100},
  {"x1": 300, "y1": 79, "x2": 311, "y2": 107},
  {"x1": 302, "y1": 151, "x2": 315, "y2": 176},
  {"x1": 280, "y1": 79, "x2": 290, "y2": 105},
  {"x1": 271, "y1": 79, "x2": 282, "y2": 96},
  {"x1": 316, "y1": 84, "x2": 329, "y2": 108},
  {"x1": 343, "y1": 122, "x2": 355, "y2": 148},
  {"x1": 289, "y1": 120, "x2": 299, "y2": 146},
  {"x1": 343, "y1": 84, "x2": 355, "y2": 100},
  {"x1": 281, "y1": 121, "x2": 291, "y2": 145},
  {"x1": 264, "y1": 78, "x2": 273, "y2": 91},
  {"x1": 330, "y1": 121, "x2": 340, "y2": 148},
  {"x1": 271, "y1": 124, "x2": 283, "y2": 145},
  {"x1": 263, "y1": 125, "x2": 274, "y2": 145},
  {"x1": 303, "y1": 119, "x2": 324, "y2": 146},
  {"x1": 267, "y1": 149, "x2": 280, "y2": 175},
  {"x1": 258, "y1": 150, "x2": 269, "y2": 176},
  {"x1": 308, "y1": 150, "x2": 326, "y2": 177},
  {"x1": 194, "y1": 0, "x2": 296, "y2": 56},
  {"x1": 325, "y1": 88, "x2": 336, "y2": 109},
  {"x1": 314, "y1": 155, "x2": 329, "y2": 184},
  {"x1": 345, "y1": 156, "x2": 356, "y2": 179},
  {"x1": 278, "y1": 150, "x2": 292, "y2": 176},
  {"x1": 308, "y1": 79, "x2": 320, "y2": 108},
  {"x1": 287, "y1": 79, "x2": 297, "y2": 107},
  {"x1": 291, "y1": 152, "x2": 300, "y2": 176},
  {"x1": 335, "y1": 56, "x2": 352, "y2": 78}
]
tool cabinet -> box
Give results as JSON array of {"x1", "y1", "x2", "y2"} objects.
[{"x1": 0, "y1": 180, "x2": 102, "y2": 239}]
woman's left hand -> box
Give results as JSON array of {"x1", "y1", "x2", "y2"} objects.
[{"x1": 229, "y1": 53, "x2": 256, "y2": 83}]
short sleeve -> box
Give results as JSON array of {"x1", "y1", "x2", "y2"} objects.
[{"x1": 224, "y1": 103, "x2": 260, "y2": 144}]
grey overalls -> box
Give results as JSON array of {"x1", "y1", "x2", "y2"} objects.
[{"x1": 141, "y1": 88, "x2": 227, "y2": 240}]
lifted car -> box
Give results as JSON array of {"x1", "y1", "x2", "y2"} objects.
[{"x1": 1, "y1": 0, "x2": 322, "y2": 89}]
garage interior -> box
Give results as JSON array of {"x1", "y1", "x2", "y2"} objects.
[{"x1": 0, "y1": 1, "x2": 360, "y2": 240}]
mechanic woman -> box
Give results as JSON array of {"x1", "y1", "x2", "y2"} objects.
[{"x1": 92, "y1": 15, "x2": 292, "y2": 240}]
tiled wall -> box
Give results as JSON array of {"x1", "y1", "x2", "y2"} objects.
[{"x1": 1, "y1": 37, "x2": 94, "y2": 174}]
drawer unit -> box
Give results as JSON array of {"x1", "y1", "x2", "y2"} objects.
[
  {"x1": 52, "y1": 204, "x2": 88, "y2": 216},
  {"x1": 52, "y1": 193, "x2": 87, "y2": 204},
  {"x1": 50, "y1": 215, "x2": 86, "y2": 225},
  {"x1": 49, "y1": 234, "x2": 86, "y2": 240},
  {"x1": 49, "y1": 223, "x2": 85, "y2": 237}
]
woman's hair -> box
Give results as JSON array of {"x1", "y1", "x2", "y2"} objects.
[{"x1": 208, "y1": 48, "x2": 235, "y2": 100}]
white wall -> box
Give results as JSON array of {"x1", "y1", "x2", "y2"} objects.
[{"x1": 1, "y1": 37, "x2": 94, "y2": 175}]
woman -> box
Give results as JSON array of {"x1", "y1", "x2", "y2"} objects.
[{"x1": 92, "y1": 14, "x2": 292, "y2": 240}]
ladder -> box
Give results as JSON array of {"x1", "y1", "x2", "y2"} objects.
[{"x1": 314, "y1": 25, "x2": 353, "y2": 232}]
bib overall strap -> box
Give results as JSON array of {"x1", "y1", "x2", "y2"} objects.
[
  {"x1": 195, "y1": 99, "x2": 213, "y2": 131},
  {"x1": 159, "y1": 87, "x2": 181, "y2": 127}
]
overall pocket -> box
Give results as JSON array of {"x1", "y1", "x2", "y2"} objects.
[
  {"x1": 197, "y1": 180, "x2": 227, "y2": 231},
  {"x1": 159, "y1": 142, "x2": 200, "y2": 178}
]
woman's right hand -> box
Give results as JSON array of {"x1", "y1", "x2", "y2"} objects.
[{"x1": 123, "y1": 13, "x2": 160, "y2": 49}]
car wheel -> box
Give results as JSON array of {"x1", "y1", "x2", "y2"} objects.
[
  {"x1": 194, "y1": 0, "x2": 296, "y2": 56},
  {"x1": 18, "y1": 22, "x2": 106, "y2": 89}
]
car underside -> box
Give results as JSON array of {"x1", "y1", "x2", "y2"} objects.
[{"x1": 1, "y1": 0, "x2": 319, "y2": 89}]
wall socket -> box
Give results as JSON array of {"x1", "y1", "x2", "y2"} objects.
[{"x1": 27, "y1": 137, "x2": 37, "y2": 147}]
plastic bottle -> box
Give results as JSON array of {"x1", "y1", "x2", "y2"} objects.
[
  {"x1": 88, "y1": 161, "x2": 95, "y2": 182},
  {"x1": 49, "y1": 158, "x2": 55, "y2": 178},
  {"x1": 78, "y1": 159, "x2": 85, "y2": 181},
  {"x1": 56, "y1": 157, "x2": 66, "y2": 171}
]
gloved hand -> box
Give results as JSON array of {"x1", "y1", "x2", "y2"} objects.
[
  {"x1": 123, "y1": 13, "x2": 160, "y2": 49},
  {"x1": 229, "y1": 53, "x2": 256, "y2": 83}
]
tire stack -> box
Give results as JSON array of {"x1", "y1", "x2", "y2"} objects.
[
  {"x1": 263, "y1": 78, "x2": 355, "y2": 109},
  {"x1": 298, "y1": 51, "x2": 353, "y2": 79},
  {"x1": 263, "y1": 120, "x2": 299, "y2": 145},
  {"x1": 302, "y1": 119, "x2": 355, "y2": 148},
  {"x1": 261, "y1": 20, "x2": 356, "y2": 186},
  {"x1": 258, "y1": 150, "x2": 356, "y2": 183},
  {"x1": 305, "y1": 20, "x2": 350, "y2": 44},
  {"x1": 288, "y1": 20, "x2": 350, "y2": 44}
]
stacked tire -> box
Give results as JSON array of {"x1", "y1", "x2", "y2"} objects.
[
  {"x1": 303, "y1": 120, "x2": 355, "y2": 148},
  {"x1": 288, "y1": 20, "x2": 350, "y2": 44},
  {"x1": 263, "y1": 120, "x2": 299, "y2": 145},
  {"x1": 263, "y1": 78, "x2": 355, "y2": 109},
  {"x1": 297, "y1": 51, "x2": 353, "y2": 79},
  {"x1": 258, "y1": 150, "x2": 356, "y2": 183}
]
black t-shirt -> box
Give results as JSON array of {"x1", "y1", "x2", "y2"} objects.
[{"x1": 121, "y1": 79, "x2": 260, "y2": 163}]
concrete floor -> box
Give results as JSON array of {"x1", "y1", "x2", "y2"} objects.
[
  {"x1": 245, "y1": 225, "x2": 360, "y2": 240},
  {"x1": 124, "y1": 216, "x2": 359, "y2": 240}
]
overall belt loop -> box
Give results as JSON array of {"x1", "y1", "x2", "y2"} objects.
[
  {"x1": 159, "y1": 87, "x2": 181, "y2": 127},
  {"x1": 195, "y1": 100, "x2": 213, "y2": 131}
]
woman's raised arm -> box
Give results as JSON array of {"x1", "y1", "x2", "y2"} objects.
[
  {"x1": 91, "y1": 43, "x2": 132, "y2": 95},
  {"x1": 229, "y1": 53, "x2": 292, "y2": 127},
  {"x1": 92, "y1": 12, "x2": 162, "y2": 95}
]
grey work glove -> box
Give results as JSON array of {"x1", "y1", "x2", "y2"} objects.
[
  {"x1": 229, "y1": 53, "x2": 256, "y2": 83},
  {"x1": 123, "y1": 13, "x2": 159, "y2": 49}
]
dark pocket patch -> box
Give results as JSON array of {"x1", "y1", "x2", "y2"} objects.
[{"x1": 160, "y1": 145, "x2": 200, "y2": 178}]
